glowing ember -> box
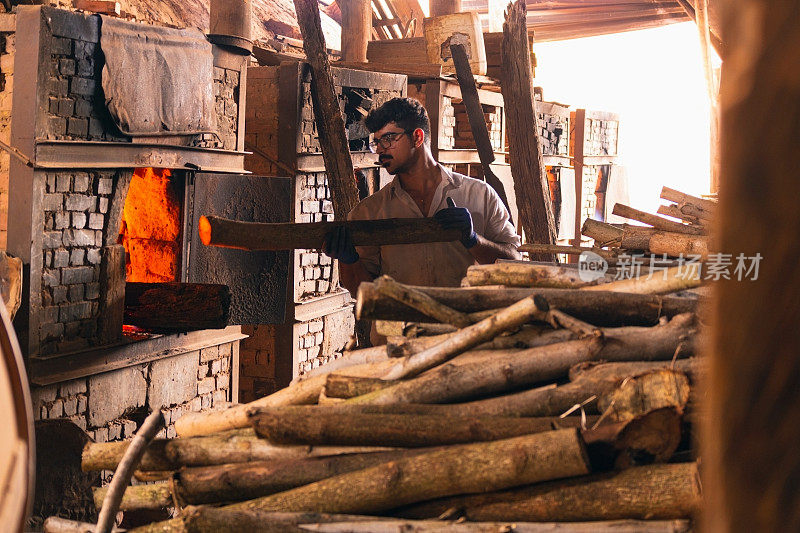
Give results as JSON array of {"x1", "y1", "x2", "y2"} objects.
[{"x1": 120, "y1": 168, "x2": 182, "y2": 282}]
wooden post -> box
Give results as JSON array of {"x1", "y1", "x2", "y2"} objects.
[
  {"x1": 704, "y1": 0, "x2": 800, "y2": 530},
  {"x1": 292, "y1": 0, "x2": 359, "y2": 219},
  {"x1": 340, "y1": 0, "x2": 371, "y2": 63},
  {"x1": 571, "y1": 109, "x2": 586, "y2": 251},
  {"x1": 429, "y1": 0, "x2": 462, "y2": 16},
  {"x1": 501, "y1": 0, "x2": 557, "y2": 258}
]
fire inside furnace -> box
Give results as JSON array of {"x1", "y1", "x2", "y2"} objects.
[{"x1": 119, "y1": 168, "x2": 182, "y2": 282}]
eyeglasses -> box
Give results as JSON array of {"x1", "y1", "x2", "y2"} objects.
[{"x1": 369, "y1": 131, "x2": 411, "y2": 150}]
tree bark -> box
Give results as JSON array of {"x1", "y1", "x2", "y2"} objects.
[
  {"x1": 324, "y1": 375, "x2": 392, "y2": 399},
  {"x1": 347, "y1": 313, "x2": 694, "y2": 406},
  {"x1": 374, "y1": 276, "x2": 472, "y2": 328},
  {"x1": 465, "y1": 263, "x2": 597, "y2": 288},
  {"x1": 96, "y1": 450, "x2": 435, "y2": 509},
  {"x1": 620, "y1": 229, "x2": 710, "y2": 259},
  {"x1": 660, "y1": 186, "x2": 716, "y2": 219},
  {"x1": 517, "y1": 243, "x2": 618, "y2": 261},
  {"x1": 580, "y1": 266, "x2": 701, "y2": 295},
  {"x1": 656, "y1": 204, "x2": 706, "y2": 227},
  {"x1": 250, "y1": 409, "x2": 567, "y2": 447},
  {"x1": 568, "y1": 358, "x2": 703, "y2": 386},
  {"x1": 397, "y1": 462, "x2": 701, "y2": 522},
  {"x1": 281, "y1": 519, "x2": 692, "y2": 533},
  {"x1": 356, "y1": 283, "x2": 699, "y2": 326},
  {"x1": 292, "y1": 0, "x2": 358, "y2": 218},
  {"x1": 199, "y1": 216, "x2": 460, "y2": 251},
  {"x1": 124, "y1": 282, "x2": 231, "y2": 331},
  {"x1": 501, "y1": 0, "x2": 556, "y2": 256},
  {"x1": 596, "y1": 369, "x2": 691, "y2": 422},
  {"x1": 612, "y1": 204, "x2": 706, "y2": 235},
  {"x1": 581, "y1": 219, "x2": 623, "y2": 247},
  {"x1": 382, "y1": 295, "x2": 549, "y2": 380},
  {"x1": 84, "y1": 429, "x2": 394, "y2": 471}
]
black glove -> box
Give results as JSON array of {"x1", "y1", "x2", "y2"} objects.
[
  {"x1": 434, "y1": 197, "x2": 478, "y2": 249},
  {"x1": 322, "y1": 225, "x2": 360, "y2": 264}
]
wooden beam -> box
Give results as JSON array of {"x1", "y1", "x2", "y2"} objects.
[
  {"x1": 340, "y1": 0, "x2": 371, "y2": 62},
  {"x1": 501, "y1": 0, "x2": 557, "y2": 257},
  {"x1": 429, "y1": 0, "x2": 462, "y2": 16},
  {"x1": 292, "y1": 0, "x2": 359, "y2": 219}
]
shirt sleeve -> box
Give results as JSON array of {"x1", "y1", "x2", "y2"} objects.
[
  {"x1": 347, "y1": 202, "x2": 382, "y2": 278},
  {"x1": 481, "y1": 185, "x2": 522, "y2": 246}
]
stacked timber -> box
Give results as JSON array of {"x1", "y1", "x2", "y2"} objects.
[{"x1": 53, "y1": 211, "x2": 708, "y2": 531}]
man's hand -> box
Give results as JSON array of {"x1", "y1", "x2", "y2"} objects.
[
  {"x1": 434, "y1": 197, "x2": 478, "y2": 249},
  {"x1": 322, "y1": 225, "x2": 360, "y2": 264}
]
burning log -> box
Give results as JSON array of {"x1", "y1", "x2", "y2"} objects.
[
  {"x1": 464, "y1": 263, "x2": 598, "y2": 288},
  {"x1": 133, "y1": 429, "x2": 590, "y2": 531},
  {"x1": 356, "y1": 284, "x2": 698, "y2": 326},
  {"x1": 198, "y1": 216, "x2": 460, "y2": 251},
  {"x1": 397, "y1": 462, "x2": 701, "y2": 522},
  {"x1": 124, "y1": 282, "x2": 231, "y2": 331},
  {"x1": 249, "y1": 410, "x2": 568, "y2": 447}
]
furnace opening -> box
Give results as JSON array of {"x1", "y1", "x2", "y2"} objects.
[{"x1": 119, "y1": 168, "x2": 184, "y2": 283}]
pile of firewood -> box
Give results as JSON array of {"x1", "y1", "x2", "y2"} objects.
[{"x1": 47, "y1": 188, "x2": 713, "y2": 533}]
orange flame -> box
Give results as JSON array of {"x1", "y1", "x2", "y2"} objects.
[{"x1": 120, "y1": 168, "x2": 181, "y2": 282}]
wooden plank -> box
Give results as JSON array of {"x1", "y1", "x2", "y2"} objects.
[
  {"x1": 293, "y1": 0, "x2": 359, "y2": 219},
  {"x1": 450, "y1": 43, "x2": 512, "y2": 217},
  {"x1": 367, "y1": 37, "x2": 427, "y2": 64},
  {"x1": 72, "y1": 0, "x2": 121, "y2": 15},
  {"x1": 501, "y1": 0, "x2": 557, "y2": 257},
  {"x1": 98, "y1": 245, "x2": 125, "y2": 345},
  {"x1": 335, "y1": 60, "x2": 441, "y2": 78},
  {"x1": 571, "y1": 109, "x2": 586, "y2": 251}
]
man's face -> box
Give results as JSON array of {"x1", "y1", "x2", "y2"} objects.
[{"x1": 372, "y1": 122, "x2": 420, "y2": 175}]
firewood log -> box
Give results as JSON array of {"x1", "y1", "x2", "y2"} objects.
[
  {"x1": 568, "y1": 358, "x2": 704, "y2": 385},
  {"x1": 581, "y1": 266, "x2": 702, "y2": 295},
  {"x1": 132, "y1": 429, "x2": 590, "y2": 531},
  {"x1": 249, "y1": 410, "x2": 569, "y2": 447},
  {"x1": 464, "y1": 263, "x2": 600, "y2": 288},
  {"x1": 346, "y1": 314, "x2": 695, "y2": 406},
  {"x1": 660, "y1": 186, "x2": 716, "y2": 219},
  {"x1": 199, "y1": 216, "x2": 460, "y2": 251},
  {"x1": 657, "y1": 204, "x2": 706, "y2": 227},
  {"x1": 324, "y1": 375, "x2": 392, "y2": 399},
  {"x1": 597, "y1": 369, "x2": 691, "y2": 422},
  {"x1": 612, "y1": 204, "x2": 706, "y2": 235},
  {"x1": 295, "y1": 345, "x2": 390, "y2": 381},
  {"x1": 518, "y1": 243, "x2": 619, "y2": 262},
  {"x1": 396, "y1": 462, "x2": 701, "y2": 522},
  {"x1": 621, "y1": 230, "x2": 710, "y2": 259},
  {"x1": 124, "y1": 282, "x2": 231, "y2": 331},
  {"x1": 83, "y1": 429, "x2": 394, "y2": 471},
  {"x1": 94, "y1": 449, "x2": 437, "y2": 510},
  {"x1": 581, "y1": 219, "x2": 623, "y2": 246},
  {"x1": 356, "y1": 284, "x2": 698, "y2": 326},
  {"x1": 374, "y1": 275, "x2": 472, "y2": 328},
  {"x1": 382, "y1": 295, "x2": 550, "y2": 380},
  {"x1": 295, "y1": 520, "x2": 692, "y2": 533}
]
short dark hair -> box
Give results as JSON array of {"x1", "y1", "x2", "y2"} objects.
[{"x1": 364, "y1": 97, "x2": 431, "y2": 140}]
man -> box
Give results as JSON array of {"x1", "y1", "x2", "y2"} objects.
[{"x1": 323, "y1": 97, "x2": 520, "y2": 295}]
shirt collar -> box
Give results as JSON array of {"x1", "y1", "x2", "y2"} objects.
[{"x1": 389, "y1": 164, "x2": 463, "y2": 196}]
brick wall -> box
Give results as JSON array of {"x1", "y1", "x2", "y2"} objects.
[
  {"x1": 295, "y1": 172, "x2": 335, "y2": 300},
  {"x1": 40, "y1": 170, "x2": 123, "y2": 355},
  {"x1": 244, "y1": 66, "x2": 279, "y2": 176},
  {"x1": 584, "y1": 117, "x2": 619, "y2": 156},
  {"x1": 452, "y1": 102, "x2": 503, "y2": 151},
  {"x1": 30, "y1": 339, "x2": 237, "y2": 441},
  {"x1": 209, "y1": 66, "x2": 239, "y2": 150},
  {"x1": 0, "y1": 27, "x2": 13, "y2": 250},
  {"x1": 538, "y1": 110, "x2": 569, "y2": 157}
]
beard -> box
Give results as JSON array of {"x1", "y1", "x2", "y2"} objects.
[{"x1": 379, "y1": 154, "x2": 412, "y2": 175}]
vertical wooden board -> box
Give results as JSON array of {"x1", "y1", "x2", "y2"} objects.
[
  {"x1": 500, "y1": 0, "x2": 556, "y2": 255},
  {"x1": 340, "y1": 0, "x2": 371, "y2": 62},
  {"x1": 424, "y1": 13, "x2": 487, "y2": 76},
  {"x1": 98, "y1": 244, "x2": 125, "y2": 344}
]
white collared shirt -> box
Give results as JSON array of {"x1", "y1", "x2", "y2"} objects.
[{"x1": 348, "y1": 165, "x2": 520, "y2": 287}]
